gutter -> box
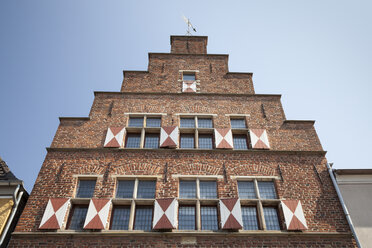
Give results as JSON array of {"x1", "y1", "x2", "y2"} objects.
[
  {"x1": 327, "y1": 163, "x2": 362, "y2": 248},
  {"x1": 0, "y1": 184, "x2": 24, "y2": 247}
]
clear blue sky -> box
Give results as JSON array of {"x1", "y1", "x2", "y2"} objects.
[{"x1": 1, "y1": 0, "x2": 371, "y2": 191}]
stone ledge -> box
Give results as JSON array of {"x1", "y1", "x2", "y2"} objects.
[{"x1": 45, "y1": 147, "x2": 327, "y2": 156}]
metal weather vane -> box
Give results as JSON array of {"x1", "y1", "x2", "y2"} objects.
[{"x1": 182, "y1": 15, "x2": 197, "y2": 35}]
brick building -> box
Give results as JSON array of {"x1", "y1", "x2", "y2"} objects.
[{"x1": 10, "y1": 35, "x2": 356, "y2": 247}]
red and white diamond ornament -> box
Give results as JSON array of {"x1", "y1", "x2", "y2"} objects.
[
  {"x1": 182, "y1": 81, "x2": 197, "y2": 93},
  {"x1": 104, "y1": 127, "x2": 125, "y2": 148},
  {"x1": 249, "y1": 129, "x2": 270, "y2": 149},
  {"x1": 214, "y1": 128, "x2": 233, "y2": 149},
  {"x1": 219, "y1": 198, "x2": 243, "y2": 229},
  {"x1": 281, "y1": 200, "x2": 308, "y2": 230},
  {"x1": 39, "y1": 198, "x2": 70, "y2": 229},
  {"x1": 160, "y1": 126, "x2": 179, "y2": 148},
  {"x1": 153, "y1": 198, "x2": 178, "y2": 229},
  {"x1": 83, "y1": 199, "x2": 111, "y2": 229}
]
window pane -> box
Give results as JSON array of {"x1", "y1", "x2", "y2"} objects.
[
  {"x1": 126, "y1": 133, "x2": 141, "y2": 148},
  {"x1": 233, "y1": 135, "x2": 248, "y2": 150},
  {"x1": 230, "y1": 119, "x2": 246, "y2": 129},
  {"x1": 242, "y1": 207, "x2": 259, "y2": 230},
  {"x1": 68, "y1": 206, "x2": 88, "y2": 230},
  {"x1": 200, "y1": 181, "x2": 217, "y2": 199},
  {"x1": 258, "y1": 181, "x2": 277, "y2": 199},
  {"x1": 180, "y1": 134, "x2": 194, "y2": 148},
  {"x1": 238, "y1": 181, "x2": 256, "y2": 199},
  {"x1": 144, "y1": 133, "x2": 159, "y2": 148},
  {"x1": 178, "y1": 206, "x2": 195, "y2": 230},
  {"x1": 179, "y1": 181, "x2": 196, "y2": 198},
  {"x1": 111, "y1": 206, "x2": 130, "y2": 230},
  {"x1": 146, "y1": 118, "x2": 161, "y2": 127},
  {"x1": 76, "y1": 180, "x2": 96, "y2": 198},
  {"x1": 201, "y1": 206, "x2": 218, "y2": 230},
  {"x1": 183, "y1": 73, "x2": 195, "y2": 81},
  {"x1": 263, "y1": 207, "x2": 280, "y2": 230},
  {"x1": 116, "y1": 180, "x2": 134, "y2": 198},
  {"x1": 198, "y1": 134, "x2": 213, "y2": 149},
  {"x1": 198, "y1": 118, "x2": 212, "y2": 128},
  {"x1": 134, "y1": 207, "x2": 153, "y2": 231},
  {"x1": 137, "y1": 180, "x2": 156, "y2": 199},
  {"x1": 129, "y1": 117, "x2": 144, "y2": 127},
  {"x1": 180, "y1": 118, "x2": 195, "y2": 128}
]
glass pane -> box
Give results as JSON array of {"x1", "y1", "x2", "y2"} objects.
[
  {"x1": 111, "y1": 206, "x2": 130, "y2": 230},
  {"x1": 146, "y1": 118, "x2": 161, "y2": 127},
  {"x1": 183, "y1": 73, "x2": 195, "y2": 81},
  {"x1": 201, "y1": 206, "x2": 218, "y2": 230},
  {"x1": 198, "y1": 134, "x2": 213, "y2": 149},
  {"x1": 126, "y1": 133, "x2": 141, "y2": 148},
  {"x1": 178, "y1": 206, "x2": 195, "y2": 230},
  {"x1": 233, "y1": 135, "x2": 248, "y2": 150},
  {"x1": 180, "y1": 134, "x2": 194, "y2": 148},
  {"x1": 134, "y1": 207, "x2": 153, "y2": 231},
  {"x1": 116, "y1": 180, "x2": 134, "y2": 198},
  {"x1": 180, "y1": 118, "x2": 195, "y2": 128},
  {"x1": 76, "y1": 180, "x2": 96, "y2": 198},
  {"x1": 258, "y1": 181, "x2": 277, "y2": 199},
  {"x1": 242, "y1": 207, "x2": 259, "y2": 230},
  {"x1": 230, "y1": 119, "x2": 246, "y2": 129},
  {"x1": 129, "y1": 117, "x2": 144, "y2": 127},
  {"x1": 263, "y1": 207, "x2": 280, "y2": 230},
  {"x1": 198, "y1": 118, "x2": 212, "y2": 128},
  {"x1": 144, "y1": 133, "x2": 159, "y2": 148},
  {"x1": 179, "y1": 181, "x2": 196, "y2": 198},
  {"x1": 68, "y1": 206, "x2": 88, "y2": 230},
  {"x1": 137, "y1": 180, "x2": 156, "y2": 199},
  {"x1": 200, "y1": 181, "x2": 217, "y2": 199},
  {"x1": 238, "y1": 181, "x2": 256, "y2": 199}
]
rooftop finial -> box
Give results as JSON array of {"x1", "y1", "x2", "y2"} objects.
[{"x1": 182, "y1": 15, "x2": 197, "y2": 36}]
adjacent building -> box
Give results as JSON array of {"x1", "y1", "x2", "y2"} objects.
[
  {"x1": 10, "y1": 35, "x2": 357, "y2": 247},
  {"x1": 334, "y1": 169, "x2": 372, "y2": 248},
  {"x1": 0, "y1": 157, "x2": 28, "y2": 248}
]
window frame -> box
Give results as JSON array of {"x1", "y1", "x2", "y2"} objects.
[
  {"x1": 125, "y1": 114, "x2": 162, "y2": 149},
  {"x1": 111, "y1": 177, "x2": 158, "y2": 231},
  {"x1": 229, "y1": 117, "x2": 250, "y2": 150},
  {"x1": 237, "y1": 178, "x2": 281, "y2": 231},
  {"x1": 75, "y1": 178, "x2": 97, "y2": 199},
  {"x1": 179, "y1": 115, "x2": 214, "y2": 149},
  {"x1": 66, "y1": 204, "x2": 89, "y2": 230},
  {"x1": 178, "y1": 177, "x2": 219, "y2": 231}
]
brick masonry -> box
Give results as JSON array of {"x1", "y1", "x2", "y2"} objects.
[{"x1": 9, "y1": 35, "x2": 356, "y2": 247}]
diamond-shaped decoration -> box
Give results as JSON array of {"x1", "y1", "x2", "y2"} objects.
[
  {"x1": 219, "y1": 198, "x2": 243, "y2": 229},
  {"x1": 282, "y1": 200, "x2": 308, "y2": 230},
  {"x1": 104, "y1": 127, "x2": 125, "y2": 148},
  {"x1": 249, "y1": 129, "x2": 270, "y2": 149},
  {"x1": 160, "y1": 126, "x2": 179, "y2": 148},
  {"x1": 215, "y1": 128, "x2": 233, "y2": 149},
  {"x1": 83, "y1": 199, "x2": 111, "y2": 229},
  {"x1": 153, "y1": 198, "x2": 178, "y2": 229},
  {"x1": 182, "y1": 81, "x2": 197, "y2": 93},
  {"x1": 39, "y1": 198, "x2": 70, "y2": 229}
]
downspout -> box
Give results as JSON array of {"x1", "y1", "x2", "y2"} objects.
[
  {"x1": 0, "y1": 184, "x2": 23, "y2": 247},
  {"x1": 327, "y1": 163, "x2": 362, "y2": 248}
]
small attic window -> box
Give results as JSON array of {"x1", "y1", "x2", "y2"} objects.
[{"x1": 183, "y1": 72, "x2": 196, "y2": 81}]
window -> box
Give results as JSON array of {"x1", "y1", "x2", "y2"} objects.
[
  {"x1": 183, "y1": 72, "x2": 196, "y2": 81},
  {"x1": 178, "y1": 179, "x2": 218, "y2": 230},
  {"x1": 68, "y1": 205, "x2": 88, "y2": 230},
  {"x1": 230, "y1": 119, "x2": 246, "y2": 129},
  {"x1": 179, "y1": 116, "x2": 214, "y2": 149},
  {"x1": 180, "y1": 134, "x2": 195, "y2": 148},
  {"x1": 238, "y1": 179, "x2": 280, "y2": 230},
  {"x1": 111, "y1": 178, "x2": 156, "y2": 231},
  {"x1": 126, "y1": 115, "x2": 161, "y2": 149},
  {"x1": 76, "y1": 179, "x2": 96, "y2": 198},
  {"x1": 233, "y1": 134, "x2": 248, "y2": 150}
]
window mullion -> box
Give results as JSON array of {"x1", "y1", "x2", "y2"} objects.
[
  {"x1": 195, "y1": 129, "x2": 199, "y2": 149},
  {"x1": 196, "y1": 178, "x2": 201, "y2": 230},
  {"x1": 254, "y1": 179, "x2": 266, "y2": 230},
  {"x1": 133, "y1": 179, "x2": 139, "y2": 199},
  {"x1": 128, "y1": 200, "x2": 136, "y2": 231},
  {"x1": 140, "y1": 128, "x2": 145, "y2": 148}
]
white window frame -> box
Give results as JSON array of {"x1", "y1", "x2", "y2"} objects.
[{"x1": 178, "y1": 115, "x2": 215, "y2": 149}]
